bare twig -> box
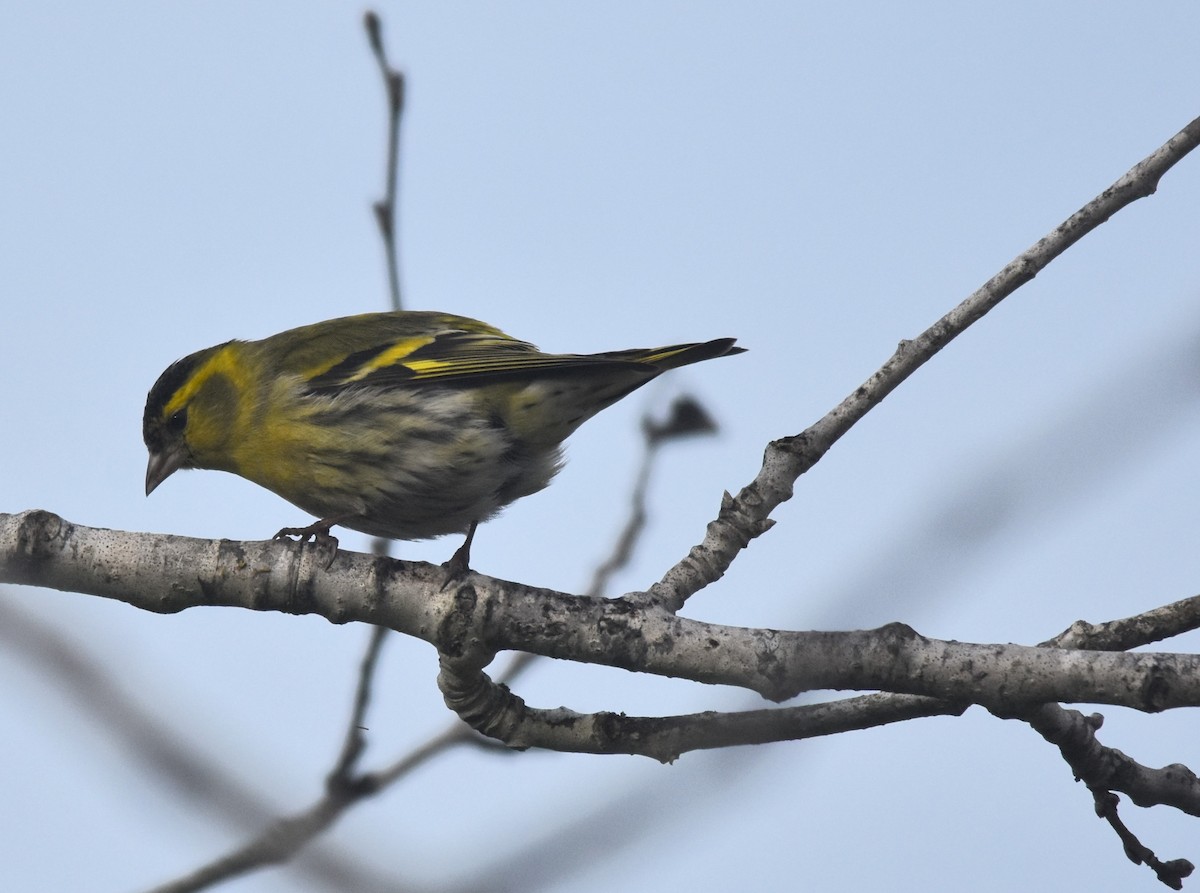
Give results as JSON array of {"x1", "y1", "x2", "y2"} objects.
[
  {"x1": 643, "y1": 113, "x2": 1200, "y2": 613},
  {"x1": 589, "y1": 395, "x2": 717, "y2": 598},
  {"x1": 1011, "y1": 591, "x2": 1200, "y2": 887},
  {"x1": 498, "y1": 394, "x2": 719, "y2": 687},
  {"x1": 328, "y1": 624, "x2": 389, "y2": 784},
  {"x1": 1091, "y1": 788, "x2": 1194, "y2": 889},
  {"x1": 364, "y1": 10, "x2": 406, "y2": 310},
  {"x1": 1045, "y1": 592, "x2": 1200, "y2": 651}
]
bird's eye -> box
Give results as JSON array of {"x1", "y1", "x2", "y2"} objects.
[{"x1": 167, "y1": 408, "x2": 188, "y2": 432}]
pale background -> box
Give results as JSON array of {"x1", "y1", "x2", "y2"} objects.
[{"x1": 3, "y1": 3, "x2": 1200, "y2": 891}]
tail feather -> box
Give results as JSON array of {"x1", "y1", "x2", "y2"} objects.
[
  {"x1": 602, "y1": 337, "x2": 745, "y2": 370},
  {"x1": 504, "y1": 337, "x2": 743, "y2": 445}
]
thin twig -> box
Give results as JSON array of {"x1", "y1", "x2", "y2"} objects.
[
  {"x1": 328, "y1": 624, "x2": 389, "y2": 785},
  {"x1": 364, "y1": 10, "x2": 405, "y2": 310},
  {"x1": 581, "y1": 432, "x2": 656, "y2": 598},
  {"x1": 496, "y1": 394, "x2": 719, "y2": 688},
  {"x1": 1031, "y1": 591, "x2": 1200, "y2": 887},
  {"x1": 1015, "y1": 590, "x2": 1200, "y2": 888},
  {"x1": 1090, "y1": 788, "x2": 1194, "y2": 889},
  {"x1": 645, "y1": 113, "x2": 1200, "y2": 612}
]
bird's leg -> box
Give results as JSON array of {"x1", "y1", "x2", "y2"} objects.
[{"x1": 441, "y1": 519, "x2": 478, "y2": 585}]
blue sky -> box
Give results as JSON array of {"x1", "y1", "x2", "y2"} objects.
[{"x1": 3, "y1": 4, "x2": 1200, "y2": 891}]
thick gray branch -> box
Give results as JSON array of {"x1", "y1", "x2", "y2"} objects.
[{"x1": 6, "y1": 511, "x2": 1200, "y2": 724}]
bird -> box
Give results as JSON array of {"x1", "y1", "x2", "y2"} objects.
[{"x1": 143, "y1": 310, "x2": 743, "y2": 571}]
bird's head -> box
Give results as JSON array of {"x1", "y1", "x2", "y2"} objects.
[{"x1": 143, "y1": 342, "x2": 243, "y2": 494}]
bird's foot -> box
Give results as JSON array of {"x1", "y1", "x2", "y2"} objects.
[{"x1": 274, "y1": 520, "x2": 340, "y2": 568}]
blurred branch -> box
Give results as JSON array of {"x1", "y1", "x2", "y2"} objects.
[
  {"x1": 144, "y1": 728, "x2": 468, "y2": 893},
  {"x1": 588, "y1": 395, "x2": 717, "y2": 594},
  {"x1": 364, "y1": 10, "x2": 406, "y2": 310},
  {"x1": 0, "y1": 595, "x2": 272, "y2": 821},
  {"x1": 499, "y1": 394, "x2": 719, "y2": 687},
  {"x1": 328, "y1": 624, "x2": 389, "y2": 783},
  {"x1": 0, "y1": 593, "x2": 411, "y2": 893}
]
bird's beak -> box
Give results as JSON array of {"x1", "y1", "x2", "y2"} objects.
[{"x1": 145, "y1": 447, "x2": 186, "y2": 496}]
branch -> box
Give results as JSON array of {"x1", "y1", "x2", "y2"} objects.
[
  {"x1": 3, "y1": 97, "x2": 1197, "y2": 893},
  {"x1": 1009, "y1": 595, "x2": 1200, "y2": 887},
  {"x1": 363, "y1": 10, "x2": 405, "y2": 310},
  {"x1": 1091, "y1": 788, "x2": 1194, "y2": 890},
  {"x1": 328, "y1": 624, "x2": 389, "y2": 783},
  {"x1": 442, "y1": 665, "x2": 963, "y2": 762},
  {"x1": 642, "y1": 113, "x2": 1200, "y2": 612},
  {"x1": 1022, "y1": 704, "x2": 1200, "y2": 816},
  {"x1": 8, "y1": 512, "x2": 1200, "y2": 722},
  {"x1": 499, "y1": 394, "x2": 720, "y2": 686},
  {"x1": 144, "y1": 728, "x2": 465, "y2": 893},
  {"x1": 1046, "y1": 592, "x2": 1200, "y2": 651}
]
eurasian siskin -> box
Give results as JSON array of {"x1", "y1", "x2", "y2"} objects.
[{"x1": 143, "y1": 310, "x2": 742, "y2": 566}]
